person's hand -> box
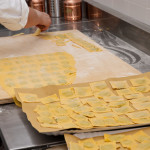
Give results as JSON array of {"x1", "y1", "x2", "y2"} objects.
[
  {"x1": 36, "y1": 11, "x2": 51, "y2": 31},
  {"x1": 25, "y1": 8, "x2": 51, "y2": 31}
]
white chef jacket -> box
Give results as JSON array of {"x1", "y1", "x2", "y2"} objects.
[{"x1": 0, "y1": 0, "x2": 29, "y2": 31}]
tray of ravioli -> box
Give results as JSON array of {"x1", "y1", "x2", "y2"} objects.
[
  {"x1": 64, "y1": 127, "x2": 150, "y2": 150},
  {"x1": 16, "y1": 72, "x2": 150, "y2": 134}
]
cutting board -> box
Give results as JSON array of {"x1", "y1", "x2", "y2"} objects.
[{"x1": 0, "y1": 30, "x2": 140, "y2": 104}]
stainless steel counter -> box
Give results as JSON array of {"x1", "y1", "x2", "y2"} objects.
[{"x1": 1, "y1": 17, "x2": 150, "y2": 149}]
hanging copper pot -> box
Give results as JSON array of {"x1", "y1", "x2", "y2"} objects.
[{"x1": 64, "y1": 0, "x2": 82, "y2": 21}]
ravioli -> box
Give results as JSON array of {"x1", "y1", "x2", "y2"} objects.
[
  {"x1": 90, "y1": 81, "x2": 107, "y2": 92},
  {"x1": 74, "y1": 86, "x2": 93, "y2": 97},
  {"x1": 116, "y1": 88, "x2": 134, "y2": 95},
  {"x1": 103, "y1": 118, "x2": 118, "y2": 126},
  {"x1": 75, "y1": 119, "x2": 93, "y2": 128},
  {"x1": 103, "y1": 95, "x2": 124, "y2": 102},
  {"x1": 70, "y1": 142, "x2": 84, "y2": 150},
  {"x1": 108, "y1": 101, "x2": 128, "y2": 108},
  {"x1": 89, "y1": 118, "x2": 105, "y2": 127},
  {"x1": 99, "y1": 142, "x2": 116, "y2": 150},
  {"x1": 130, "y1": 96, "x2": 150, "y2": 104},
  {"x1": 132, "y1": 118, "x2": 150, "y2": 124},
  {"x1": 94, "y1": 89, "x2": 115, "y2": 98},
  {"x1": 73, "y1": 105, "x2": 91, "y2": 113},
  {"x1": 55, "y1": 116, "x2": 72, "y2": 123},
  {"x1": 18, "y1": 93, "x2": 39, "y2": 103},
  {"x1": 114, "y1": 116, "x2": 133, "y2": 125},
  {"x1": 104, "y1": 134, "x2": 125, "y2": 142},
  {"x1": 95, "y1": 112, "x2": 116, "y2": 118},
  {"x1": 131, "y1": 85, "x2": 150, "y2": 93},
  {"x1": 40, "y1": 123, "x2": 62, "y2": 128},
  {"x1": 112, "y1": 105, "x2": 134, "y2": 115},
  {"x1": 109, "y1": 80, "x2": 129, "y2": 89},
  {"x1": 79, "y1": 138, "x2": 98, "y2": 150},
  {"x1": 132, "y1": 102, "x2": 150, "y2": 110},
  {"x1": 133, "y1": 130, "x2": 150, "y2": 143},
  {"x1": 40, "y1": 94, "x2": 59, "y2": 104},
  {"x1": 70, "y1": 112, "x2": 88, "y2": 121},
  {"x1": 0, "y1": 52, "x2": 76, "y2": 101},
  {"x1": 59, "y1": 88, "x2": 76, "y2": 100},
  {"x1": 126, "y1": 110, "x2": 150, "y2": 119},
  {"x1": 130, "y1": 77, "x2": 150, "y2": 86},
  {"x1": 124, "y1": 93, "x2": 144, "y2": 100},
  {"x1": 120, "y1": 135, "x2": 137, "y2": 149},
  {"x1": 37, "y1": 116, "x2": 56, "y2": 124},
  {"x1": 92, "y1": 106, "x2": 111, "y2": 113}
]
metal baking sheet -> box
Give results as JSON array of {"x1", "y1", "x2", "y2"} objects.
[{"x1": 0, "y1": 104, "x2": 65, "y2": 150}]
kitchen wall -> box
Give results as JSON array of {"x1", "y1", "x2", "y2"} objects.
[{"x1": 96, "y1": 0, "x2": 150, "y2": 26}]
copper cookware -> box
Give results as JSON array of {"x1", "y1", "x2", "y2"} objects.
[
  {"x1": 31, "y1": 0, "x2": 45, "y2": 12},
  {"x1": 64, "y1": 0, "x2": 82, "y2": 21},
  {"x1": 87, "y1": 3, "x2": 102, "y2": 19}
]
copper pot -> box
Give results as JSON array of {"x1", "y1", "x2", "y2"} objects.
[
  {"x1": 31, "y1": 0, "x2": 45, "y2": 12},
  {"x1": 87, "y1": 3, "x2": 102, "y2": 19},
  {"x1": 64, "y1": 0, "x2": 82, "y2": 21}
]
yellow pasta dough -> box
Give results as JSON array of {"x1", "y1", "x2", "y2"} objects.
[
  {"x1": 124, "y1": 93, "x2": 144, "y2": 100},
  {"x1": 40, "y1": 123, "x2": 62, "y2": 129},
  {"x1": 33, "y1": 28, "x2": 41, "y2": 36},
  {"x1": 114, "y1": 116, "x2": 133, "y2": 125},
  {"x1": 108, "y1": 101, "x2": 128, "y2": 108},
  {"x1": 55, "y1": 116, "x2": 72, "y2": 123},
  {"x1": 40, "y1": 94, "x2": 59, "y2": 104},
  {"x1": 74, "y1": 86, "x2": 93, "y2": 97},
  {"x1": 90, "y1": 81, "x2": 107, "y2": 92},
  {"x1": 120, "y1": 135, "x2": 137, "y2": 149},
  {"x1": 37, "y1": 116, "x2": 56, "y2": 124},
  {"x1": 79, "y1": 138, "x2": 98, "y2": 150},
  {"x1": 94, "y1": 89, "x2": 115, "y2": 98},
  {"x1": 59, "y1": 88, "x2": 76, "y2": 100},
  {"x1": 18, "y1": 93, "x2": 40, "y2": 103},
  {"x1": 0, "y1": 52, "x2": 76, "y2": 99},
  {"x1": 103, "y1": 118, "x2": 118, "y2": 126},
  {"x1": 136, "y1": 141, "x2": 150, "y2": 150},
  {"x1": 131, "y1": 85, "x2": 150, "y2": 93},
  {"x1": 80, "y1": 97, "x2": 100, "y2": 105},
  {"x1": 132, "y1": 102, "x2": 150, "y2": 110},
  {"x1": 61, "y1": 98, "x2": 81, "y2": 107},
  {"x1": 104, "y1": 134, "x2": 125, "y2": 142},
  {"x1": 69, "y1": 112, "x2": 88, "y2": 121},
  {"x1": 130, "y1": 77, "x2": 150, "y2": 86},
  {"x1": 73, "y1": 105, "x2": 91, "y2": 113},
  {"x1": 89, "y1": 118, "x2": 105, "y2": 127},
  {"x1": 69, "y1": 142, "x2": 84, "y2": 150},
  {"x1": 112, "y1": 105, "x2": 134, "y2": 115},
  {"x1": 75, "y1": 119, "x2": 93, "y2": 128},
  {"x1": 132, "y1": 118, "x2": 150, "y2": 124},
  {"x1": 109, "y1": 80, "x2": 129, "y2": 89},
  {"x1": 99, "y1": 142, "x2": 116, "y2": 150},
  {"x1": 116, "y1": 88, "x2": 134, "y2": 95},
  {"x1": 92, "y1": 106, "x2": 111, "y2": 113},
  {"x1": 126, "y1": 110, "x2": 150, "y2": 119},
  {"x1": 103, "y1": 95, "x2": 124, "y2": 102},
  {"x1": 130, "y1": 96, "x2": 150, "y2": 104},
  {"x1": 133, "y1": 130, "x2": 150, "y2": 143},
  {"x1": 95, "y1": 112, "x2": 117, "y2": 118}
]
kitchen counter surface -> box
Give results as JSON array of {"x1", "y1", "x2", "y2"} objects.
[{"x1": 0, "y1": 17, "x2": 150, "y2": 149}]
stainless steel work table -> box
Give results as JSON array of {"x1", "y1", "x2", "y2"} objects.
[{"x1": 1, "y1": 17, "x2": 150, "y2": 150}]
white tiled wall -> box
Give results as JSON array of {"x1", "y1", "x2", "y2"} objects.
[{"x1": 95, "y1": 0, "x2": 150, "y2": 26}]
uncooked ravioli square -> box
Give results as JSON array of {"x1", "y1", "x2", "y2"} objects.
[
  {"x1": 109, "y1": 80, "x2": 129, "y2": 89},
  {"x1": 130, "y1": 77, "x2": 150, "y2": 86},
  {"x1": 74, "y1": 86, "x2": 93, "y2": 97}
]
